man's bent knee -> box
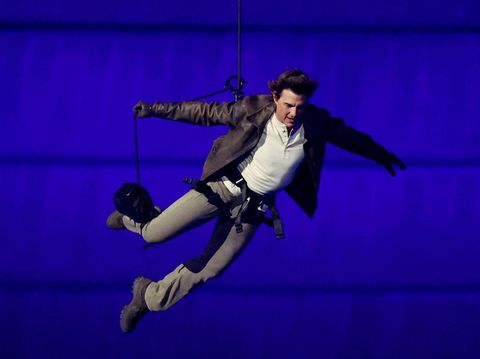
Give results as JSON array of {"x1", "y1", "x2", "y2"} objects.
[{"x1": 141, "y1": 222, "x2": 169, "y2": 243}]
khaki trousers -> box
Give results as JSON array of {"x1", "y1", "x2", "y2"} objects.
[{"x1": 123, "y1": 181, "x2": 260, "y2": 311}]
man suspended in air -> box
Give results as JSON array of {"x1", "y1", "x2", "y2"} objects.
[{"x1": 106, "y1": 68, "x2": 405, "y2": 333}]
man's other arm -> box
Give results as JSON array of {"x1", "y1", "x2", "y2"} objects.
[{"x1": 321, "y1": 109, "x2": 406, "y2": 176}]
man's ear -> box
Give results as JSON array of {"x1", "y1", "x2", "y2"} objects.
[{"x1": 272, "y1": 91, "x2": 279, "y2": 101}]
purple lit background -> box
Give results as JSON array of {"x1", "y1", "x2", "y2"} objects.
[{"x1": 1, "y1": 1, "x2": 480, "y2": 358}]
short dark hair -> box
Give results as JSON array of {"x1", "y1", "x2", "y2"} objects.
[{"x1": 268, "y1": 68, "x2": 318, "y2": 99}]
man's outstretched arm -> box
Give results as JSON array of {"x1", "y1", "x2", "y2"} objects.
[
  {"x1": 323, "y1": 112, "x2": 406, "y2": 176},
  {"x1": 133, "y1": 100, "x2": 243, "y2": 127}
]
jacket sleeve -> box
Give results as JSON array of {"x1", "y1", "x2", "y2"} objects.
[
  {"x1": 149, "y1": 100, "x2": 244, "y2": 127},
  {"x1": 320, "y1": 109, "x2": 391, "y2": 162}
]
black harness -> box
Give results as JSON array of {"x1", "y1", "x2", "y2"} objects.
[{"x1": 184, "y1": 166, "x2": 285, "y2": 239}]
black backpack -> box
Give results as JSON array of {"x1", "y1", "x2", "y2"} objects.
[{"x1": 113, "y1": 183, "x2": 160, "y2": 224}]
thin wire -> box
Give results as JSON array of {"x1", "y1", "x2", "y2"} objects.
[
  {"x1": 237, "y1": 0, "x2": 242, "y2": 99},
  {"x1": 190, "y1": 88, "x2": 230, "y2": 101},
  {"x1": 133, "y1": 113, "x2": 141, "y2": 184}
]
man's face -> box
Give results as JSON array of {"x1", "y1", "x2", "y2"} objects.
[{"x1": 273, "y1": 89, "x2": 308, "y2": 129}]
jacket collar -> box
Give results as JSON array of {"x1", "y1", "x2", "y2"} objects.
[{"x1": 246, "y1": 95, "x2": 276, "y2": 128}]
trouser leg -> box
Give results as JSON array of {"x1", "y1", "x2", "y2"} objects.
[
  {"x1": 122, "y1": 180, "x2": 234, "y2": 243},
  {"x1": 144, "y1": 218, "x2": 259, "y2": 311}
]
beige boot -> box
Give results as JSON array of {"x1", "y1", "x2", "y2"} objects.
[{"x1": 120, "y1": 277, "x2": 153, "y2": 333}]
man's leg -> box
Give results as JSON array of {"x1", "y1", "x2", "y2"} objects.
[
  {"x1": 120, "y1": 214, "x2": 260, "y2": 332},
  {"x1": 145, "y1": 218, "x2": 259, "y2": 311},
  {"x1": 121, "y1": 180, "x2": 234, "y2": 243}
]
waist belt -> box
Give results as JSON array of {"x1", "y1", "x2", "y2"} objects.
[{"x1": 184, "y1": 173, "x2": 285, "y2": 239}]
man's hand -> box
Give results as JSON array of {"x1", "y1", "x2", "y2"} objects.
[
  {"x1": 377, "y1": 152, "x2": 406, "y2": 176},
  {"x1": 133, "y1": 101, "x2": 153, "y2": 118}
]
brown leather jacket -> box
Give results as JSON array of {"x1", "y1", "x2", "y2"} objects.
[{"x1": 150, "y1": 95, "x2": 391, "y2": 217}]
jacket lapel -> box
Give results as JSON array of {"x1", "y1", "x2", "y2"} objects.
[{"x1": 248, "y1": 102, "x2": 275, "y2": 130}]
